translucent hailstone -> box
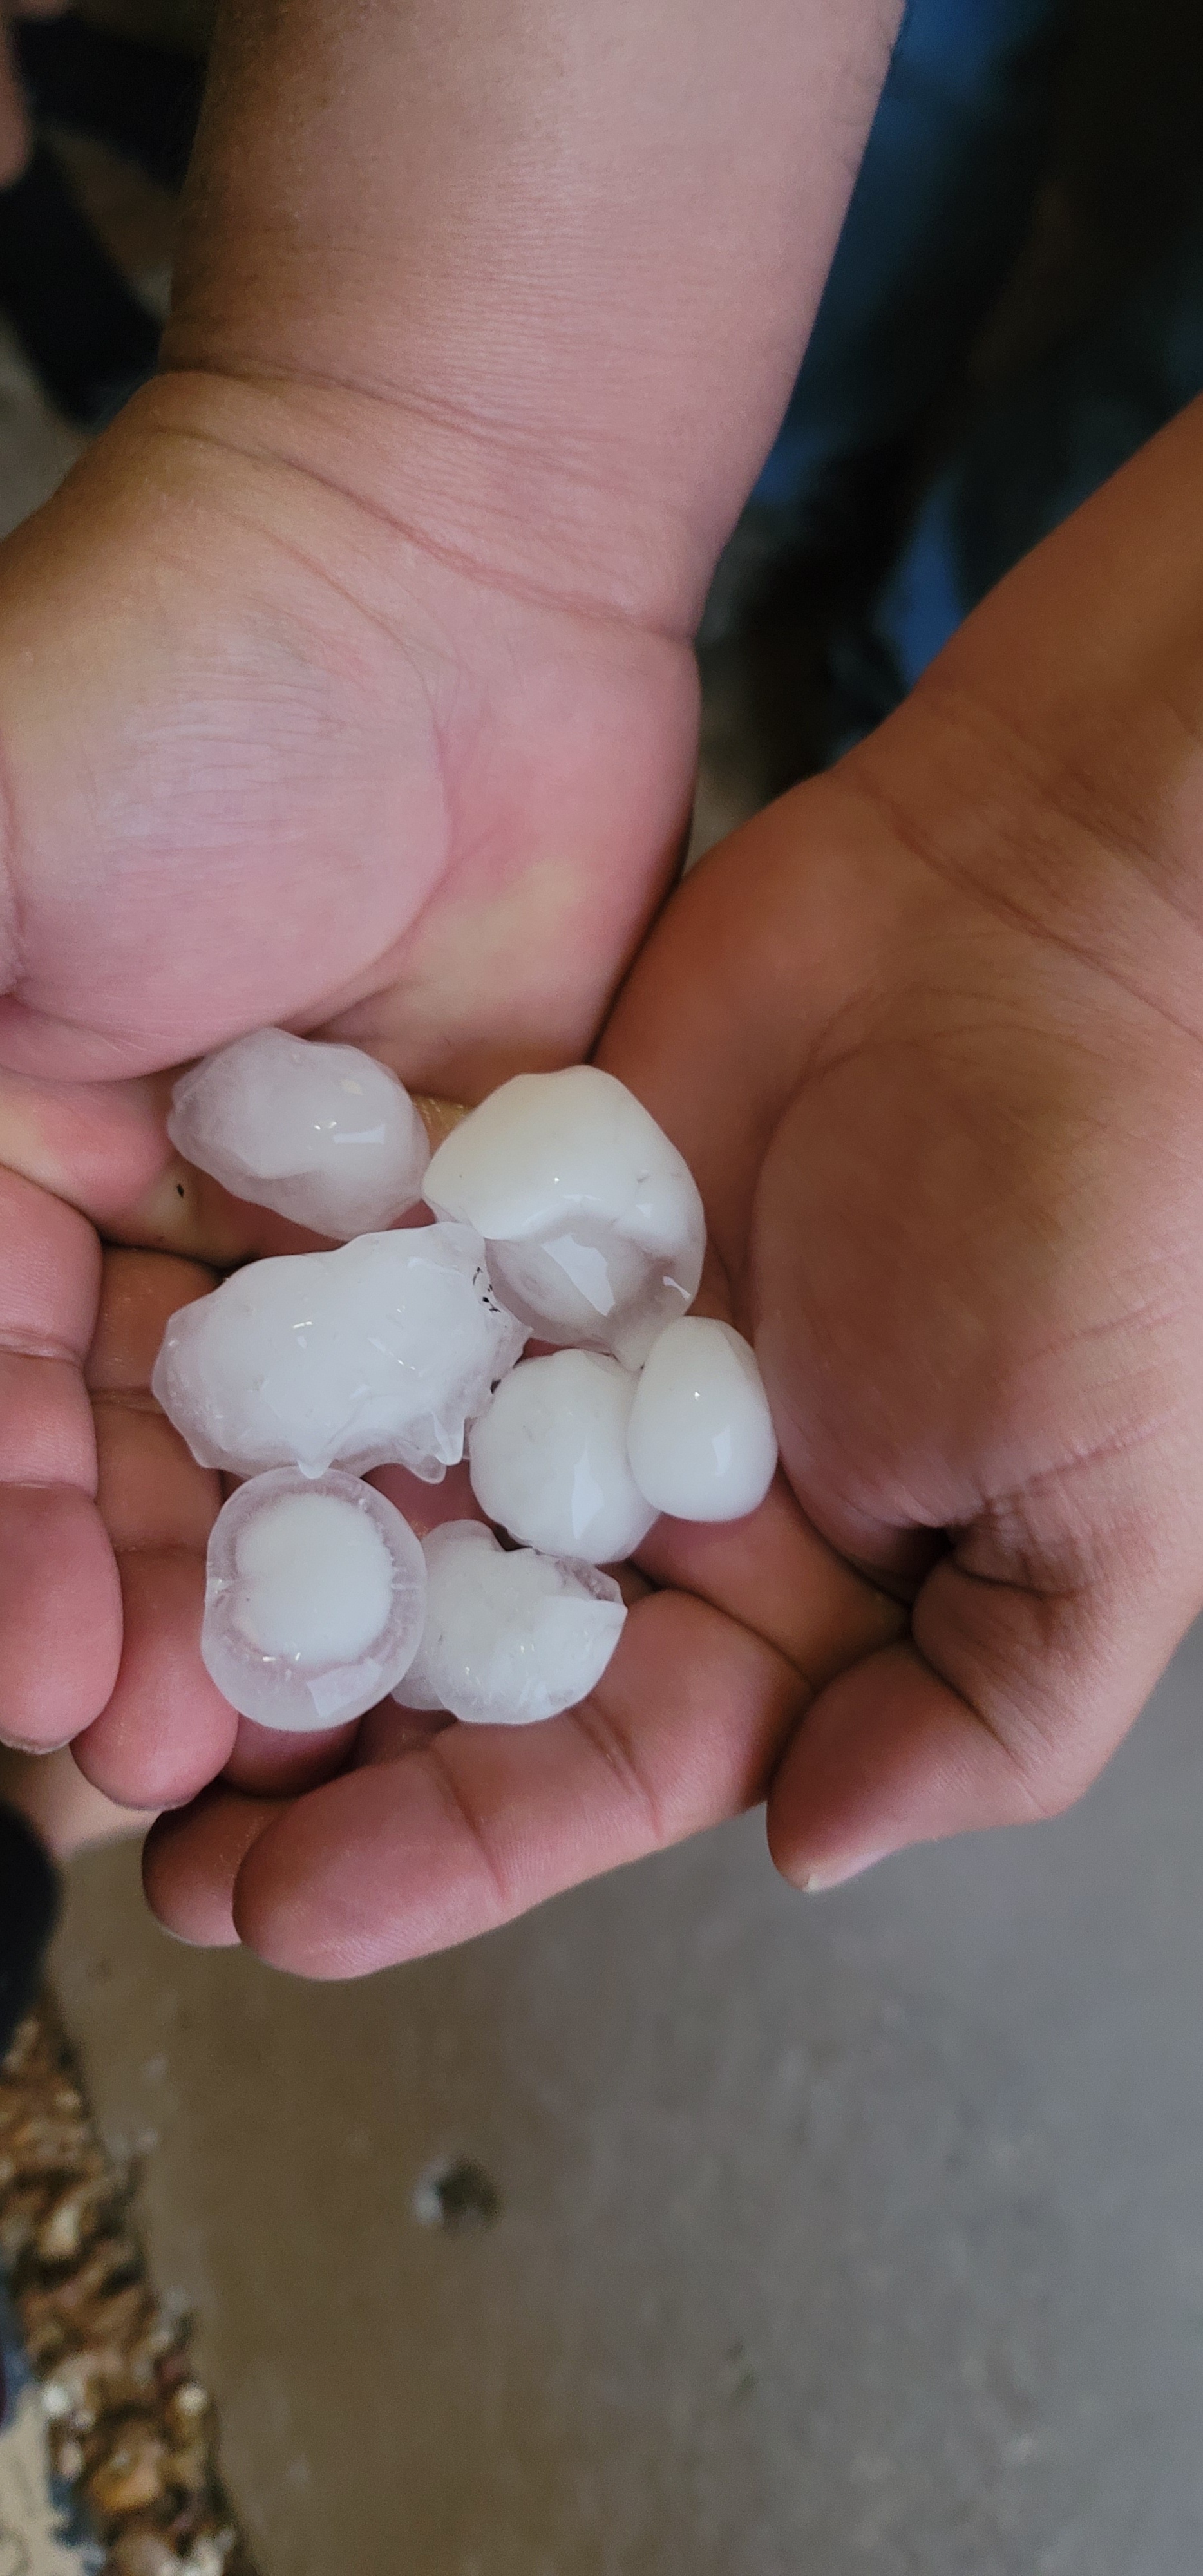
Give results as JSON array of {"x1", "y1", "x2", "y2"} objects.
[
  {"x1": 423, "y1": 1065, "x2": 705, "y2": 1370},
  {"x1": 469, "y1": 1349, "x2": 658, "y2": 1564},
  {"x1": 153, "y1": 1224, "x2": 526, "y2": 1482},
  {"x1": 626, "y1": 1317, "x2": 777, "y2": 1521},
  {"x1": 168, "y1": 1027, "x2": 431, "y2": 1238},
  {"x1": 202, "y1": 1468, "x2": 426, "y2": 1730},
  {"x1": 392, "y1": 1520, "x2": 626, "y2": 1725}
]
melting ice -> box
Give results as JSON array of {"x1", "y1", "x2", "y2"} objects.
[
  {"x1": 393, "y1": 1520, "x2": 626, "y2": 1725},
  {"x1": 169, "y1": 1027, "x2": 431, "y2": 1237},
  {"x1": 154, "y1": 1223, "x2": 525, "y2": 1481}
]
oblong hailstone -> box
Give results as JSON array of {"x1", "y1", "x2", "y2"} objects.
[
  {"x1": 168, "y1": 1027, "x2": 431, "y2": 1238},
  {"x1": 469, "y1": 1349, "x2": 657, "y2": 1564},
  {"x1": 392, "y1": 1520, "x2": 626, "y2": 1725},
  {"x1": 202, "y1": 1468, "x2": 426, "y2": 1730},
  {"x1": 627, "y1": 1317, "x2": 777, "y2": 1521},
  {"x1": 423, "y1": 1065, "x2": 705, "y2": 1370},
  {"x1": 153, "y1": 1224, "x2": 525, "y2": 1482}
]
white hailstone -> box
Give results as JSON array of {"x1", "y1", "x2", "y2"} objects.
[
  {"x1": 469, "y1": 1349, "x2": 658, "y2": 1564},
  {"x1": 626, "y1": 1316, "x2": 778, "y2": 1521},
  {"x1": 392, "y1": 1520, "x2": 627, "y2": 1725},
  {"x1": 423, "y1": 1064, "x2": 705, "y2": 1370},
  {"x1": 202, "y1": 1468, "x2": 426, "y2": 1730},
  {"x1": 168, "y1": 1026, "x2": 431, "y2": 1238},
  {"x1": 153, "y1": 1224, "x2": 525, "y2": 1482}
]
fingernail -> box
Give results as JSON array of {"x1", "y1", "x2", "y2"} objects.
[{"x1": 799, "y1": 1846, "x2": 894, "y2": 1895}]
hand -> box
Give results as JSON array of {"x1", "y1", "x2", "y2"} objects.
[
  {"x1": 604, "y1": 405, "x2": 1203, "y2": 1892},
  {"x1": 0, "y1": 366, "x2": 697, "y2": 1801},
  {"x1": 144, "y1": 399, "x2": 1203, "y2": 1964}
]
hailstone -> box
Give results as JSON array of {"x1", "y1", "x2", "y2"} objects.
[
  {"x1": 469, "y1": 1349, "x2": 658, "y2": 1564},
  {"x1": 168, "y1": 1027, "x2": 431, "y2": 1237},
  {"x1": 392, "y1": 1520, "x2": 627, "y2": 1725},
  {"x1": 202, "y1": 1468, "x2": 427, "y2": 1729},
  {"x1": 153, "y1": 1224, "x2": 525, "y2": 1482},
  {"x1": 422, "y1": 1065, "x2": 705, "y2": 1368},
  {"x1": 626, "y1": 1317, "x2": 777, "y2": 1520}
]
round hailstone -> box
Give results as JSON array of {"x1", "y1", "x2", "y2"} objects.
[
  {"x1": 393, "y1": 1521, "x2": 627, "y2": 1725},
  {"x1": 153, "y1": 1224, "x2": 526, "y2": 1482},
  {"x1": 423, "y1": 1065, "x2": 705, "y2": 1369},
  {"x1": 168, "y1": 1027, "x2": 431, "y2": 1238},
  {"x1": 469, "y1": 1349, "x2": 657, "y2": 1564},
  {"x1": 202, "y1": 1468, "x2": 426, "y2": 1730},
  {"x1": 626, "y1": 1317, "x2": 777, "y2": 1521}
]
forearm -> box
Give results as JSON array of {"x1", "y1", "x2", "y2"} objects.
[{"x1": 162, "y1": 0, "x2": 902, "y2": 630}]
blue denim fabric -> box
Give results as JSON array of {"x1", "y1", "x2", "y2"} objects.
[
  {"x1": 849, "y1": 217, "x2": 1203, "y2": 722},
  {"x1": 755, "y1": 0, "x2": 1074, "y2": 520}
]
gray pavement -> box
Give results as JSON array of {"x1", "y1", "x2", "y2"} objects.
[{"x1": 52, "y1": 1617, "x2": 1203, "y2": 2575}]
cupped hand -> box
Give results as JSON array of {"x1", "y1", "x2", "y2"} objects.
[
  {"x1": 145, "y1": 402, "x2": 1203, "y2": 1968},
  {"x1": 605, "y1": 404, "x2": 1203, "y2": 1892},
  {"x1": 0, "y1": 359, "x2": 697, "y2": 1790}
]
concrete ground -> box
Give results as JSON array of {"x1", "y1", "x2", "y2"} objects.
[{"x1": 48, "y1": 1624, "x2": 1203, "y2": 2576}]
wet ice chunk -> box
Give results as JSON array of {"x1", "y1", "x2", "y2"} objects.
[
  {"x1": 168, "y1": 1027, "x2": 431, "y2": 1238},
  {"x1": 627, "y1": 1318, "x2": 777, "y2": 1521},
  {"x1": 153, "y1": 1224, "x2": 526, "y2": 1482},
  {"x1": 393, "y1": 1520, "x2": 626, "y2": 1725},
  {"x1": 202, "y1": 1468, "x2": 426, "y2": 1730},
  {"x1": 469, "y1": 1349, "x2": 657, "y2": 1564},
  {"x1": 423, "y1": 1065, "x2": 705, "y2": 1368}
]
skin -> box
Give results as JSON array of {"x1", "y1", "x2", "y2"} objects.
[
  {"x1": 5, "y1": 0, "x2": 1200, "y2": 1973},
  {"x1": 0, "y1": 0, "x2": 902, "y2": 1954},
  {"x1": 141, "y1": 396, "x2": 1203, "y2": 1965}
]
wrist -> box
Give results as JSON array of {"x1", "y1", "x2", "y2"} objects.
[
  {"x1": 163, "y1": 0, "x2": 901, "y2": 641},
  {"x1": 154, "y1": 344, "x2": 712, "y2": 643}
]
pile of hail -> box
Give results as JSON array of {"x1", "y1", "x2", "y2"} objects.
[{"x1": 155, "y1": 1029, "x2": 778, "y2": 1735}]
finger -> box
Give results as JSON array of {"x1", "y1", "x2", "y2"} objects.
[
  {"x1": 0, "y1": 1065, "x2": 464, "y2": 1262},
  {"x1": 142, "y1": 1788, "x2": 281, "y2": 1947},
  {"x1": 73, "y1": 1249, "x2": 235, "y2": 1803},
  {"x1": 766, "y1": 1535, "x2": 1187, "y2": 1889},
  {"x1": 222, "y1": 1716, "x2": 358, "y2": 1795},
  {"x1": 353, "y1": 1703, "x2": 456, "y2": 1763},
  {"x1": 146, "y1": 1587, "x2": 806, "y2": 1978},
  {"x1": 73, "y1": 1551, "x2": 240, "y2": 1807},
  {"x1": 0, "y1": 1063, "x2": 341, "y2": 1258},
  {"x1": 0, "y1": 1488, "x2": 122, "y2": 1748},
  {"x1": 0, "y1": 1171, "x2": 121, "y2": 1747}
]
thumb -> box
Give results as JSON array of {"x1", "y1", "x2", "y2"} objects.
[{"x1": 766, "y1": 1527, "x2": 1198, "y2": 1891}]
